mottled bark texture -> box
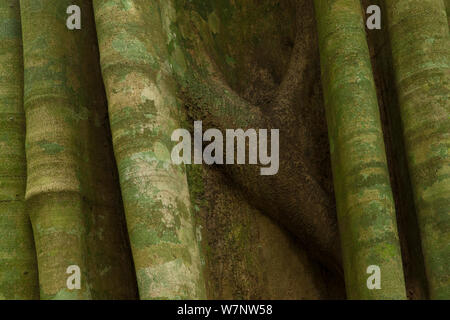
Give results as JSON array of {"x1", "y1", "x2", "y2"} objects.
[
  {"x1": 93, "y1": 0, "x2": 206, "y2": 299},
  {"x1": 0, "y1": 0, "x2": 39, "y2": 299},
  {"x1": 314, "y1": 0, "x2": 406, "y2": 299},
  {"x1": 20, "y1": 0, "x2": 136, "y2": 299},
  {"x1": 0, "y1": 0, "x2": 448, "y2": 301},
  {"x1": 385, "y1": 0, "x2": 450, "y2": 299},
  {"x1": 172, "y1": 0, "x2": 341, "y2": 274},
  {"x1": 446, "y1": 0, "x2": 450, "y2": 26},
  {"x1": 363, "y1": 0, "x2": 429, "y2": 299}
]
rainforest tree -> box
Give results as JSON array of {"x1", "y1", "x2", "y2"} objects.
[
  {"x1": 0, "y1": 0, "x2": 448, "y2": 300},
  {"x1": 0, "y1": 0, "x2": 38, "y2": 299},
  {"x1": 385, "y1": 0, "x2": 449, "y2": 299},
  {"x1": 315, "y1": 0, "x2": 405, "y2": 299}
]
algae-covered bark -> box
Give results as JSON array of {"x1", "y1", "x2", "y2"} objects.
[
  {"x1": 0, "y1": 0, "x2": 39, "y2": 299},
  {"x1": 446, "y1": 0, "x2": 450, "y2": 26},
  {"x1": 363, "y1": 0, "x2": 429, "y2": 299},
  {"x1": 20, "y1": 0, "x2": 136, "y2": 299},
  {"x1": 172, "y1": 0, "x2": 341, "y2": 273},
  {"x1": 0, "y1": 0, "x2": 447, "y2": 301},
  {"x1": 93, "y1": 0, "x2": 205, "y2": 299},
  {"x1": 385, "y1": 0, "x2": 450, "y2": 299},
  {"x1": 314, "y1": 0, "x2": 406, "y2": 299}
]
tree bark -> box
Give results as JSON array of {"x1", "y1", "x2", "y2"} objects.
[
  {"x1": 0, "y1": 0, "x2": 39, "y2": 299},
  {"x1": 172, "y1": 0, "x2": 342, "y2": 274},
  {"x1": 314, "y1": 0, "x2": 406, "y2": 299},
  {"x1": 385, "y1": 0, "x2": 450, "y2": 299},
  {"x1": 93, "y1": 0, "x2": 206, "y2": 299},
  {"x1": 20, "y1": 0, "x2": 136, "y2": 299}
]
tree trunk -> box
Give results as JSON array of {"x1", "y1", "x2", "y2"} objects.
[
  {"x1": 0, "y1": 0, "x2": 38, "y2": 299},
  {"x1": 314, "y1": 0, "x2": 406, "y2": 299},
  {"x1": 385, "y1": 0, "x2": 450, "y2": 299},
  {"x1": 20, "y1": 0, "x2": 136, "y2": 299},
  {"x1": 92, "y1": 0, "x2": 206, "y2": 299},
  {"x1": 0, "y1": 0, "x2": 447, "y2": 300}
]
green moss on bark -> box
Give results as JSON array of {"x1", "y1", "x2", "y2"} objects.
[
  {"x1": 93, "y1": 0, "x2": 206, "y2": 299},
  {"x1": 385, "y1": 0, "x2": 450, "y2": 299},
  {"x1": 20, "y1": 0, "x2": 136, "y2": 299},
  {"x1": 0, "y1": 0, "x2": 39, "y2": 300},
  {"x1": 315, "y1": 0, "x2": 406, "y2": 299}
]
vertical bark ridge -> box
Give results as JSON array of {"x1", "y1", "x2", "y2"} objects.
[
  {"x1": 0, "y1": 0, "x2": 39, "y2": 300},
  {"x1": 385, "y1": 0, "x2": 450, "y2": 299},
  {"x1": 20, "y1": 0, "x2": 137, "y2": 299},
  {"x1": 93, "y1": 0, "x2": 206, "y2": 299},
  {"x1": 315, "y1": 0, "x2": 406, "y2": 299},
  {"x1": 171, "y1": 0, "x2": 342, "y2": 273},
  {"x1": 363, "y1": 0, "x2": 429, "y2": 299},
  {"x1": 445, "y1": 0, "x2": 450, "y2": 26}
]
